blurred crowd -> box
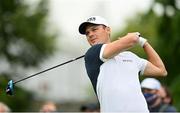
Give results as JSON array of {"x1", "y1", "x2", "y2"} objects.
[
  {"x1": 80, "y1": 103, "x2": 100, "y2": 112},
  {"x1": 39, "y1": 101, "x2": 57, "y2": 112},
  {"x1": 0, "y1": 78, "x2": 177, "y2": 112},
  {"x1": 141, "y1": 78, "x2": 177, "y2": 112}
]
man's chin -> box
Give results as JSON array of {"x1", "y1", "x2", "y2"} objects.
[{"x1": 91, "y1": 42, "x2": 100, "y2": 46}]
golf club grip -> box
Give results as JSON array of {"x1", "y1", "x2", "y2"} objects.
[{"x1": 13, "y1": 55, "x2": 85, "y2": 84}]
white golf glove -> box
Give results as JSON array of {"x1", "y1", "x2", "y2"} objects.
[{"x1": 136, "y1": 32, "x2": 147, "y2": 47}]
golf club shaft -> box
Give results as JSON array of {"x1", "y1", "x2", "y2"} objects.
[{"x1": 13, "y1": 55, "x2": 85, "y2": 84}]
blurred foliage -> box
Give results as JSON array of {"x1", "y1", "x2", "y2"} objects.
[
  {"x1": 113, "y1": 0, "x2": 180, "y2": 111},
  {"x1": 0, "y1": 0, "x2": 57, "y2": 111},
  {"x1": 0, "y1": 0, "x2": 56, "y2": 67}
]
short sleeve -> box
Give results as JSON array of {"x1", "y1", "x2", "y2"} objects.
[
  {"x1": 99, "y1": 44, "x2": 108, "y2": 62},
  {"x1": 85, "y1": 44, "x2": 104, "y2": 64},
  {"x1": 137, "y1": 58, "x2": 148, "y2": 75}
]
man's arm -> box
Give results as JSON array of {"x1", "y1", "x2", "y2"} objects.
[
  {"x1": 143, "y1": 42, "x2": 167, "y2": 76},
  {"x1": 103, "y1": 33, "x2": 139, "y2": 59}
]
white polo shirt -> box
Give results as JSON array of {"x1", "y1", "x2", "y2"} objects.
[{"x1": 85, "y1": 44, "x2": 149, "y2": 112}]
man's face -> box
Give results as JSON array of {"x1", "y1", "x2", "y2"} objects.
[
  {"x1": 85, "y1": 24, "x2": 110, "y2": 46},
  {"x1": 142, "y1": 88, "x2": 158, "y2": 94}
]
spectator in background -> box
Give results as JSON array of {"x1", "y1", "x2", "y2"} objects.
[
  {"x1": 80, "y1": 103, "x2": 100, "y2": 112},
  {"x1": 141, "y1": 78, "x2": 177, "y2": 112},
  {"x1": 141, "y1": 78, "x2": 162, "y2": 112},
  {"x1": 0, "y1": 102, "x2": 11, "y2": 112},
  {"x1": 40, "y1": 101, "x2": 57, "y2": 112},
  {"x1": 158, "y1": 85, "x2": 177, "y2": 112}
]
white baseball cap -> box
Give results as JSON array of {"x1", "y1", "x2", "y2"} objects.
[
  {"x1": 141, "y1": 78, "x2": 161, "y2": 90},
  {"x1": 79, "y1": 16, "x2": 109, "y2": 35}
]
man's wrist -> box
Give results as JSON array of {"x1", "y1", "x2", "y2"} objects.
[{"x1": 138, "y1": 37, "x2": 147, "y2": 47}]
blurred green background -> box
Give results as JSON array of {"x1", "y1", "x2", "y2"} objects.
[
  {"x1": 0, "y1": 0, "x2": 180, "y2": 111},
  {"x1": 0, "y1": 0, "x2": 57, "y2": 111}
]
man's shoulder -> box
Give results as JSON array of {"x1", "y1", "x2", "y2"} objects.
[
  {"x1": 85, "y1": 44, "x2": 104, "y2": 57},
  {"x1": 85, "y1": 44, "x2": 104, "y2": 66},
  {"x1": 164, "y1": 104, "x2": 177, "y2": 112},
  {"x1": 86, "y1": 44, "x2": 104, "y2": 52}
]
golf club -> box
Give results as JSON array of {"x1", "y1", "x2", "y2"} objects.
[{"x1": 6, "y1": 55, "x2": 85, "y2": 95}]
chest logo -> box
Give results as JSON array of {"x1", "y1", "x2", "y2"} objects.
[{"x1": 122, "y1": 59, "x2": 133, "y2": 62}]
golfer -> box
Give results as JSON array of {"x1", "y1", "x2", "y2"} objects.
[{"x1": 79, "y1": 16, "x2": 167, "y2": 112}]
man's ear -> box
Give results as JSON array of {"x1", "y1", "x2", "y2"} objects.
[{"x1": 106, "y1": 27, "x2": 111, "y2": 34}]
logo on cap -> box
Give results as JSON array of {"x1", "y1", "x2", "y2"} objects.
[{"x1": 87, "y1": 17, "x2": 96, "y2": 22}]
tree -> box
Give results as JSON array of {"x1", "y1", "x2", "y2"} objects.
[{"x1": 0, "y1": 0, "x2": 57, "y2": 111}]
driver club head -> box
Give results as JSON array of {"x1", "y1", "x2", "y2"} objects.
[{"x1": 6, "y1": 80, "x2": 14, "y2": 95}]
